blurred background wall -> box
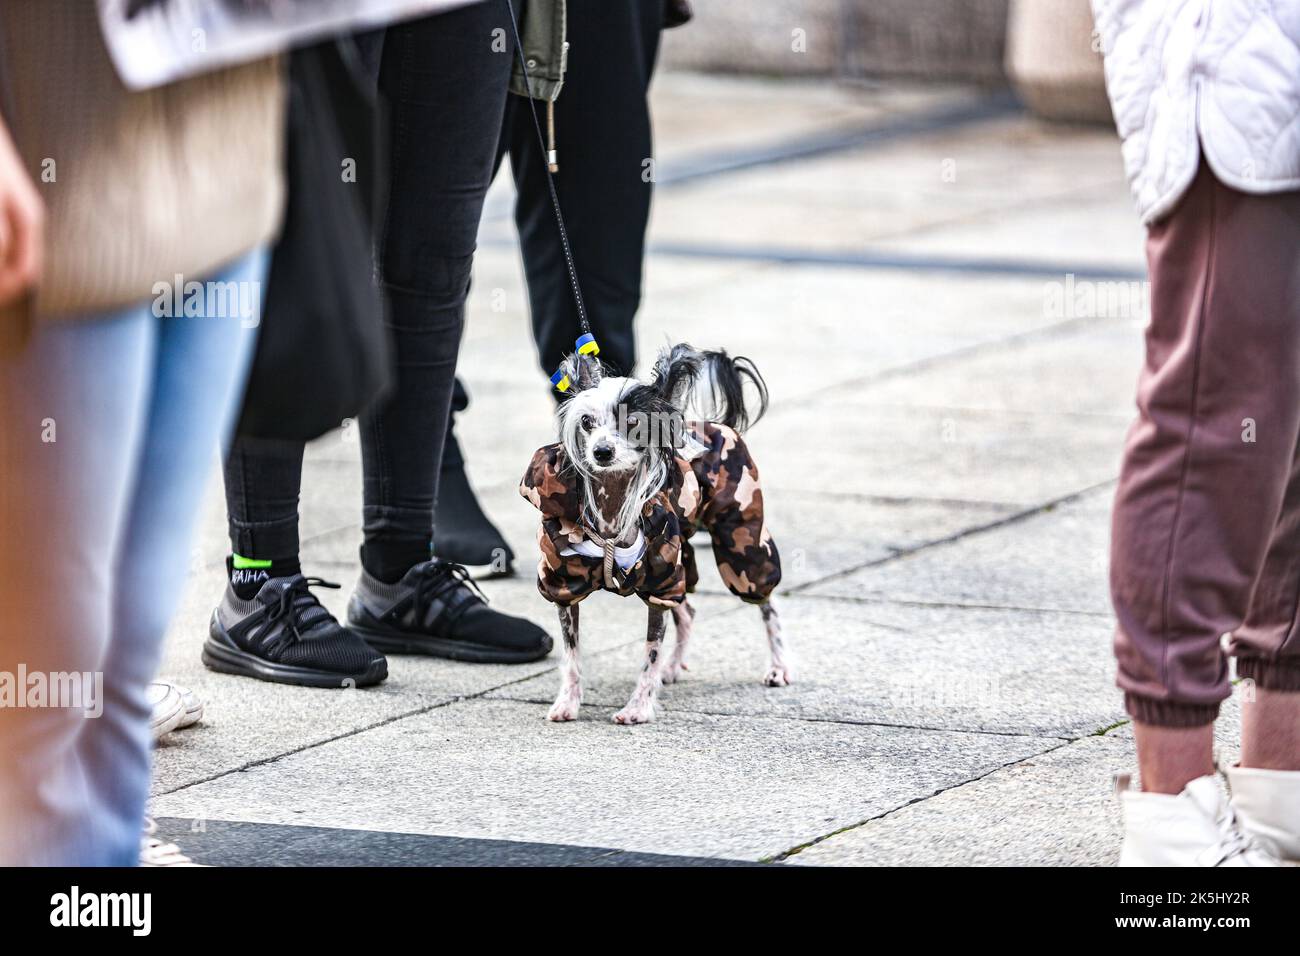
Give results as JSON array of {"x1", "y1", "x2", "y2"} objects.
[{"x1": 661, "y1": 0, "x2": 1112, "y2": 124}]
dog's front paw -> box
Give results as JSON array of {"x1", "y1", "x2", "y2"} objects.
[
  {"x1": 762, "y1": 664, "x2": 793, "y2": 687},
  {"x1": 612, "y1": 702, "x2": 656, "y2": 725},
  {"x1": 547, "y1": 693, "x2": 581, "y2": 722}
]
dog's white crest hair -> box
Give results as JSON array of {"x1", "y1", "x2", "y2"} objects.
[{"x1": 557, "y1": 376, "x2": 670, "y2": 543}]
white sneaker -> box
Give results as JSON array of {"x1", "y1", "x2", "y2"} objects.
[
  {"x1": 148, "y1": 681, "x2": 185, "y2": 740},
  {"x1": 1116, "y1": 773, "x2": 1283, "y2": 866},
  {"x1": 149, "y1": 680, "x2": 203, "y2": 741},
  {"x1": 1225, "y1": 764, "x2": 1300, "y2": 863},
  {"x1": 175, "y1": 683, "x2": 204, "y2": 729},
  {"x1": 139, "y1": 818, "x2": 205, "y2": 867}
]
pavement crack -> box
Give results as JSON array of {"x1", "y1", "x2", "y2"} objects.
[
  {"x1": 481, "y1": 693, "x2": 1070, "y2": 741},
  {"x1": 692, "y1": 587, "x2": 1113, "y2": 620},
  {"x1": 766, "y1": 738, "x2": 1073, "y2": 863},
  {"x1": 154, "y1": 665, "x2": 572, "y2": 798}
]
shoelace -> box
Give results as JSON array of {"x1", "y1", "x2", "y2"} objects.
[
  {"x1": 410, "y1": 560, "x2": 487, "y2": 628},
  {"x1": 250, "y1": 577, "x2": 341, "y2": 654}
]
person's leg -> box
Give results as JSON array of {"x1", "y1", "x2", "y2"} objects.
[
  {"x1": 509, "y1": 0, "x2": 664, "y2": 379},
  {"x1": 1230, "y1": 403, "x2": 1300, "y2": 772},
  {"x1": 208, "y1": 328, "x2": 387, "y2": 687},
  {"x1": 1111, "y1": 163, "x2": 1300, "y2": 794},
  {"x1": 360, "y1": 3, "x2": 515, "y2": 576},
  {"x1": 346, "y1": 2, "x2": 550, "y2": 663},
  {"x1": 0, "y1": 310, "x2": 152, "y2": 865},
  {"x1": 223, "y1": 435, "x2": 306, "y2": 580},
  {"x1": 74, "y1": 249, "x2": 266, "y2": 864}
]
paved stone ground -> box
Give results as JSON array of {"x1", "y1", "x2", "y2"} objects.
[{"x1": 149, "y1": 74, "x2": 1250, "y2": 866}]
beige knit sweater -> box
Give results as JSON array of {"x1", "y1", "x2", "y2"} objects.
[{"x1": 0, "y1": 1, "x2": 285, "y2": 323}]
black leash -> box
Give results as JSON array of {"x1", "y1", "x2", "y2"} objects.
[{"x1": 501, "y1": 0, "x2": 599, "y2": 389}]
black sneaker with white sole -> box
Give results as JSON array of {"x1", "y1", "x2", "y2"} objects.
[
  {"x1": 347, "y1": 559, "x2": 551, "y2": 664},
  {"x1": 204, "y1": 575, "x2": 388, "y2": 688}
]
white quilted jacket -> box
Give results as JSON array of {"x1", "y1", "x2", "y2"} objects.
[{"x1": 1092, "y1": 0, "x2": 1300, "y2": 223}]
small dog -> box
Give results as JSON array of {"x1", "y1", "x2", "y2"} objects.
[{"x1": 520, "y1": 343, "x2": 792, "y2": 724}]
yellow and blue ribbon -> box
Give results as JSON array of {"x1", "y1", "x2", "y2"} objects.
[{"x1": 550, "y1": 334, "x2": 599, "y2": 393}]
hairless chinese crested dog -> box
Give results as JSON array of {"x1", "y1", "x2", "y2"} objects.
[{"x1": 521, "y1": 344, "x2": 792, "y2": 724}]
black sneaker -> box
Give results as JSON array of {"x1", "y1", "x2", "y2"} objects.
[
  {"x1": 347, "y1": 559, "x2": 551, "y2": 664},
  {"x1": 432, "y1": 458, "x2": 516, "y2": 578},
  {"x1": 204, "y1": 575, "x2": 388, "y2": 688}
]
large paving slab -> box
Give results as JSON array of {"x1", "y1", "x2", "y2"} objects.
[
  {"x1": 690, "y1": 488, "x2": 1018, "y2": 592},
  {"x1": 448, "y1": 251, "x2": 1093, "y2": 422},
  {"x1": 806, "y1": 486, "x2": 1115, "y2": 614},
  {"x1": 649, "y1": 116, "x2": 1133, "y2": 252},
  {"x1": 151, "y1": 698, "x2": 1055, "y2": 861},
  {"x1": 685, "y1": 114, "x2": 1129, "y2": 206},
  {"x1": 488, "y1": 595, "x2": 1125, "y2": 739},
  {"x1": 791, "y1": 734, "x2": 1131, "y2": 866},
  {"x1": 856, "y1": 317, "x2": 1145, "y2": 419},
  {"x1": 640, "y1": 265, "x2": 1075, "y2": 404},
  {"x1": 757, "y1": 400, "x2": 1121, "y2": 506},
  {"x1": 153, "y1": 560, "x2": 734, "y2": 793},
  {"x1": 876, "y1": 185, "x2": 1147, "y2": 272},
  {"x1": 649, "y1": 75, "x2": 988, "y2": 166}
]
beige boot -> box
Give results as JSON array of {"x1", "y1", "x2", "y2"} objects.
[
  {"x1": 1116, "y1": 773, "x2": 1283, "y2": 866},
  {"x1": 1225, "y1": 765, "x2": 1300, "y2": 862}
]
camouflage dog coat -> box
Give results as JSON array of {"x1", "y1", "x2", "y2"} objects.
[{"x1": 520, "y1": 421, "x2": 781, "y2": 608}]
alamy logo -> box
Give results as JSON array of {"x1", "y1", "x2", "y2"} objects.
[
  {"x1": 152, "y1": 274, "x2": 262, "y2": 328},
  {"x1": 0, "y1": 666, "x2": 102, "y2": 718},
  {"x1": 50, "y1": 886, "x2": 151, "y2": 936}
]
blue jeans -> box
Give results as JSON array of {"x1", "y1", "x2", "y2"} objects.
[{"x1": 0, "y1": 249, "x2": 265, "y2": 865}]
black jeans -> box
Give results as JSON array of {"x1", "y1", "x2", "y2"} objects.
[{"x1": 225, "y1": 2, "x2": 515, "y2": 569}]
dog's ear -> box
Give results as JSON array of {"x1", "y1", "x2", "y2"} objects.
[
  {"x1": 558, "y1": 352, "x2": 604, "y2": 392},
  {"x1": 648, "y1": 343, "x2": 703, "y2": 406}
]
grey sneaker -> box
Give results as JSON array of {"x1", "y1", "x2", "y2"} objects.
[
  {"x1": 204, "y1": 575, "x2": 388, "y2": 688},
  {"x1": 347, "y1": 559, "x2": 552, "y2": 664}
]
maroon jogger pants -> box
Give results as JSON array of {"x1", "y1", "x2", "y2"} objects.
[{"x1": 1112, "y1": 161, "x2": 1300, "y2": 728}]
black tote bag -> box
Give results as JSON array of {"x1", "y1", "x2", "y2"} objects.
[{"x1": 236, "y1": 36, "x2": 393, "y2": 442}]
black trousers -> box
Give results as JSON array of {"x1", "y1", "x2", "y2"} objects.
[
  {"x1": 225, "y1": 1, "x2": 514, "y2": 566},
  {"x1": 228, "y1": 0, "x2": 665, "y2": 561},
  {"x1": 506, "y1": 0, "x2": 663, "y2": 380}
]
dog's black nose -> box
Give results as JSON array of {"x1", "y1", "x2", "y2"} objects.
[{"x1": 592, "y1": 442, "x2": 615, "y2": 464}]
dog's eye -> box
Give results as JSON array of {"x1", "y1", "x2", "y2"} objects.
[
  {"x1": 624, "y1": 414, "x2": 641, "y2": 431},
  {"x1": 580, "y1": 415, "x2": 595, "y2": 432}
]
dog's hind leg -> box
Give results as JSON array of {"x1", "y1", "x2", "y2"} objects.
[
  {"x1": 661, "y1": 599, "x2": 695, "y2": 685},
  {"x1": 613, "y1": 607, "x2": 667, "y2": 725},
  {"x1": 760, "y1": 599, "x2": 794, "y2": 687},
  {"x1": 547, "y1": 604, "x2": 582, "y2": 722}
]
